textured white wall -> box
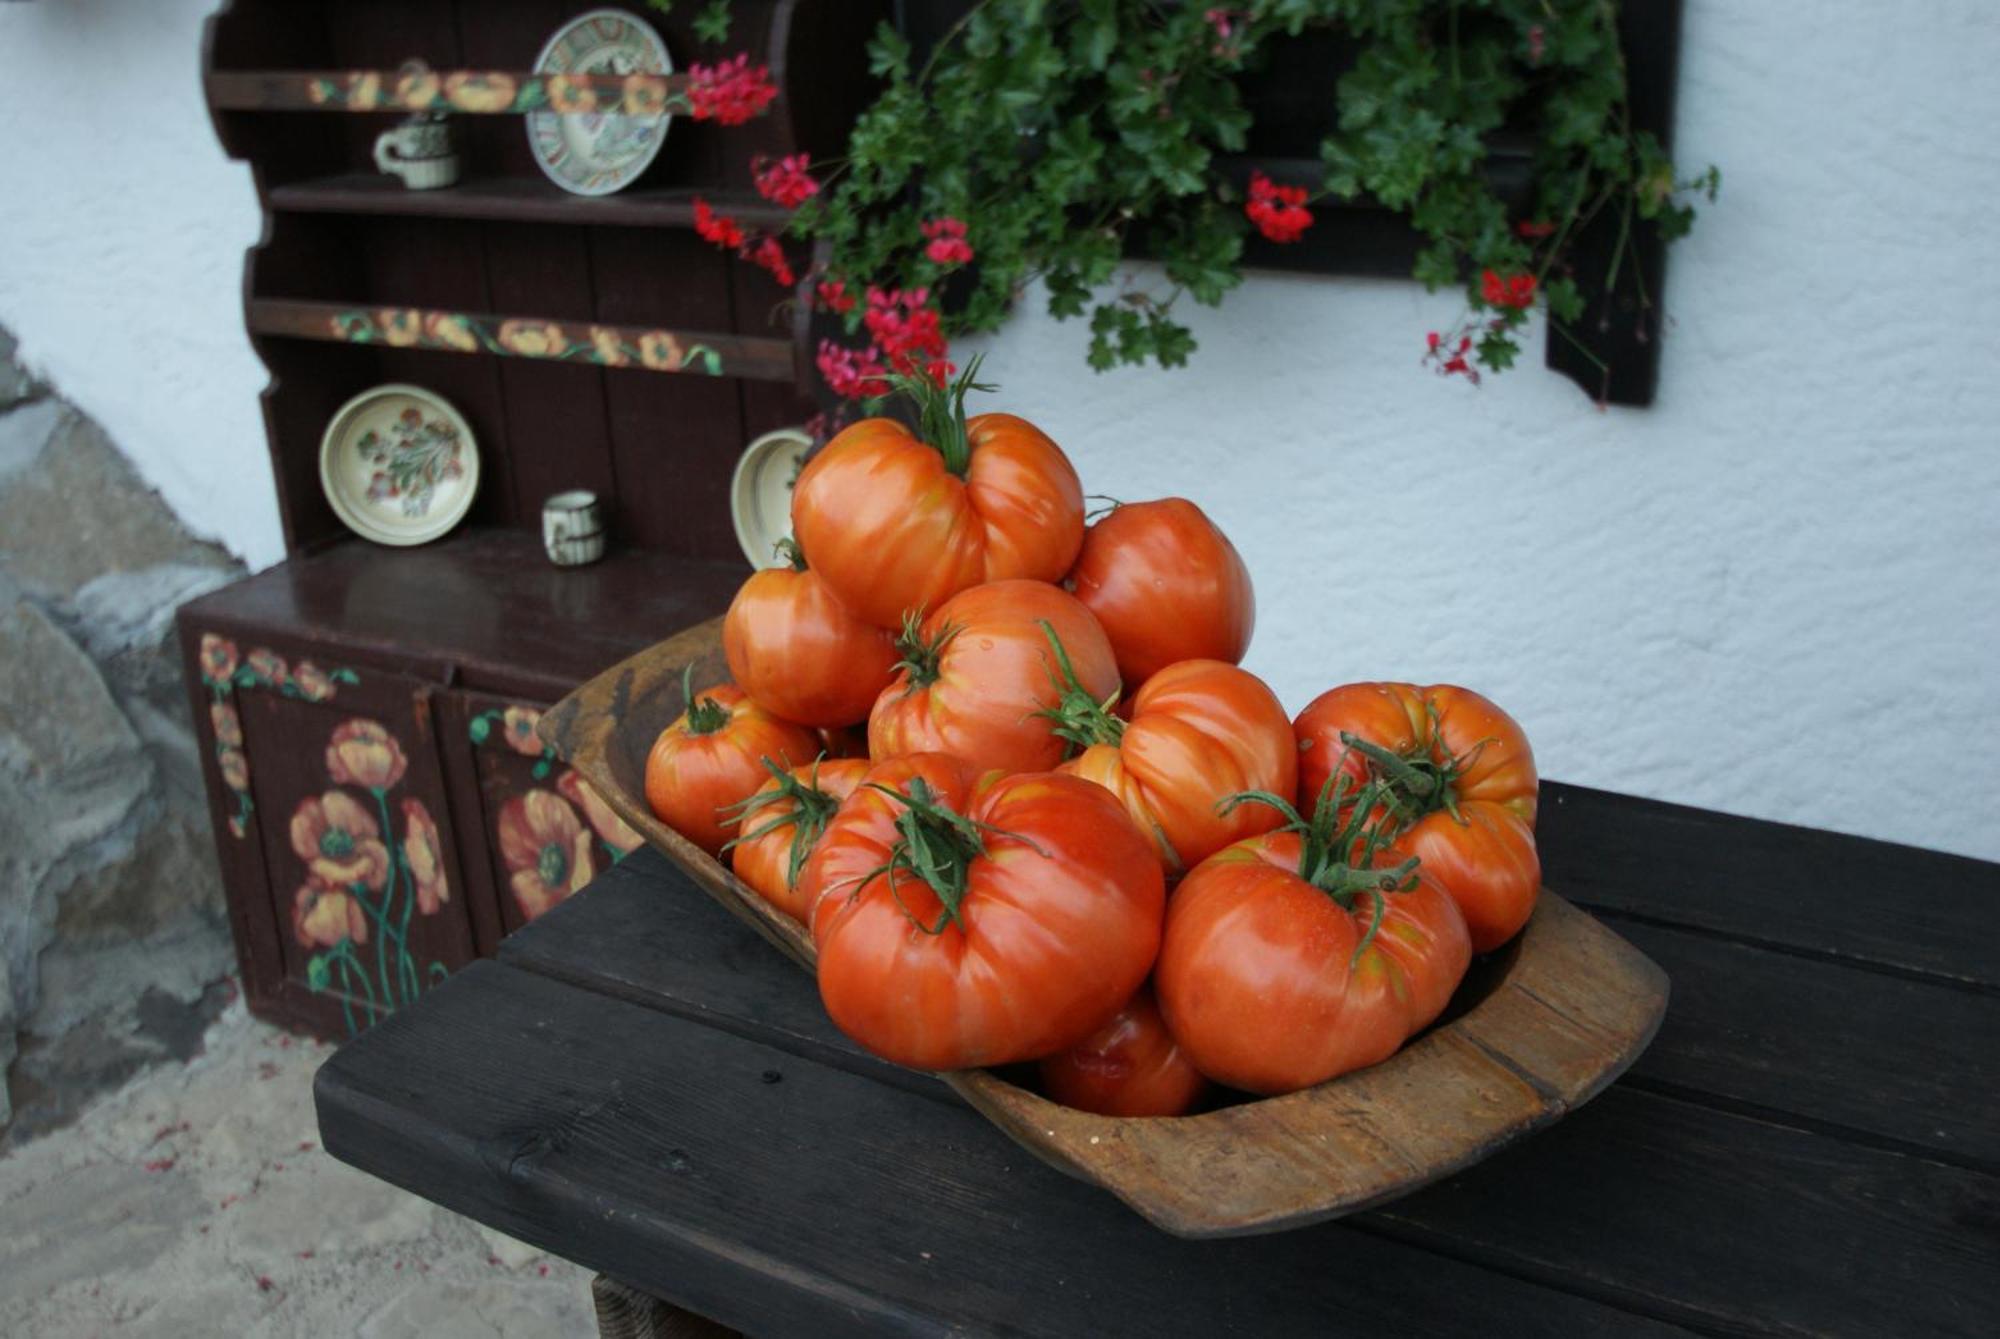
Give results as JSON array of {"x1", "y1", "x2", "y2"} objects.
[{"x1": 1, "y1": 2, "x2": 1995, "y2": 859}]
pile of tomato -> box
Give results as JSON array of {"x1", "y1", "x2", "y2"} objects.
[{"x1": 645, "y1": 370, "x2": 1542, "y2": 1116}]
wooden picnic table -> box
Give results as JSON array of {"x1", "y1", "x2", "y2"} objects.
[{"x1": 314, "y1": 780, "x2": 1999, "y2": 1337}]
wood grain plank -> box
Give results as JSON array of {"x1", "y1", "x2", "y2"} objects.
[
  {"x1": 317, "y1": 960, "x2": 1696, "y2": 1339},
  {"x1": 1539, "y1": 782, "x2": 2000, "y2": 990}
]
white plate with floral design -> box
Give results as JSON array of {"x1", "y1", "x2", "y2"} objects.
[
  {"x1": 320, "y1": 384, "x2": 480, "y2": 547},
  {"x1": 730, "y1": 427, "x2": 815, "y2": 567},
  {"x1": 527, "y1": 9, "x2": 673, "y2": 197}
]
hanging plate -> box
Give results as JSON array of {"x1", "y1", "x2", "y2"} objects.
[
  {"x1": 527, "y1": 9, "x2": 673, "y2": 197},
  {"x1": 730, "y1": 427, "x2": 814, "y2": 568}
]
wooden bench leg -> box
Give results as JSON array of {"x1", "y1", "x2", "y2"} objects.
[{"x1": 591, "y1": 1274, "x2": 743, "y2": 1339}]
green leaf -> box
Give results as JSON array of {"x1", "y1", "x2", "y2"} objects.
[
  {"x1": 306, "y1": 954, "x2": 330, "y2": 993},
  {"x1": 468, "y1": 715, "x2": 491, "y2": 745},
  {"x1": 330, "y1": 668, "x2": 360, "y2": 684},
  {"x1": 867, "y1": 21, "x2": 910, "y2": 81},
  {"x1": 693, "y1": 0, "x2": 730, "y2": 44},
  {"x1": 532, "y1": 758, "x2": 552, "y2": 780}
]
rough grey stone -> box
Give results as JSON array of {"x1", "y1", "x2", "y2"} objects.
[
  {"x1": 0, "y1": 956, "x2": 13, "y2": 1126},
  {"x1": 0, "y1": 327, "x2": 36, "y2": 411},
  {"x1": 0, "y1": 597, "x2": 142, "y2": 783},
  {"x1": 0, "y1": 409, "x2": 230, "y2": 599},
  {"x1": 0, "y1": 397, "x2": 60, "y2": 488},
  {"x1": 53, "y1": 819, "x2": 223, "y2": 945}
]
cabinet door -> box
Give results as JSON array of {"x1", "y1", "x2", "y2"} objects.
[
  {"x1": 443, "y1": 691, "x2": 644, "y2": 939},
  {"x1": 191, "y1": 630, "x2": 475, "y2": 1037}
]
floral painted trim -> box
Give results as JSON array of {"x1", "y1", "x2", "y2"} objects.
[
  {"x1": 327, "y1": 308, "x2": 725, "y2": 377},
  {"x1": 197, "y1": 634, "x2": 362, "y2": 839},
  {"x1": 296, "y1": 716, "x2": 454, "y2": 1035},
  {"x1": 293, "y1": 70, "x2": 692, "y2": 117},
  {"x1": 469, "y1": 704, "x2": 557, "y2": 780}
]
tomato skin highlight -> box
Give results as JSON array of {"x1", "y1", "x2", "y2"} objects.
[
  {"x1": 1067, "y1": 498, "x2": 1255, "y2": 687},
  {"x1": 1039, "y1": 985, "x2": 1209, "y2": 1117},
  {"x1": 1294, "y1": 682, "x2": 1540, "y2": 952},
  {"x1": 730, "y1": 759, "x2": 870, "y2": 922},
  {"x1": 791, "y1": 413, "x2": 1084, "y2": 630},
  {"x1": 642, "y1": 684, "x2": 819, "y2": 857},
  {"x1": 1156, "y1": 833, "x2": 1471, "y2": 1095},
  {"x1": 804, "y1": 754, "x2": 1167, "y2": 1071},
  {"x1": 723, "y1": 565, "x2": 898, "y2": 728},
  {"x1": 868, "y1": 579, "x2": 1119, "y2": 774},
  {"x1": 1059, "y1": 659, "x2": 1297, "y2": 878}
]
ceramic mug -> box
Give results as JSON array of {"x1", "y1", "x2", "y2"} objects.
[
  {"x1": 374, "y1": 114, "x2": 459, "y2": 190},
  {"x1": 543, "y1": 491, "x2": 606, "y2": 567}
]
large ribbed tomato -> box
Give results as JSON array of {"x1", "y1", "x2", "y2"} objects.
[
  {"x1": 726, "y1": 758, "x2": 869, "y2": 921},
  {"x1": 1038, "y1": 985, "x2": 1208, "y2": 1118},
  {"x1": 1156, "y1": 792, "x2": 1471, "y2": 1095},
  {"x1": 803, "y1": 754, "x2": 1165, "y2": 1070},
  {"x1": 791, "y1": 375, "x2": 1084, "y2": 629},
  {"x1": 1067, "y1": 498, "x2": 1254, "y2": 686},
  {"x1": 1295, "y1": 682, "x2": 1539, "y2": 953},
  {"x1": 869, "y1": 580, "x2": 1118, "y2": 774},
  {"x1": 722, "y1": 548, "x2": 897, "y2": 728},
  {"x1": 1054, "y1": 655, "x2": 1296, "y2": 879},
  {"x1": 643, "y1": 677, "x2": 818, "y2": 857}
]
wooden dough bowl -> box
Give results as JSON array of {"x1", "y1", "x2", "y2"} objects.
[{"x1": 541, "y1": 618, "x2": 1670, "y2": 1238}]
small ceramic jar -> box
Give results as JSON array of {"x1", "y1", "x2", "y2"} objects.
[{"x1": 543, "y1": 491, "x2": 606, "y2": 567}]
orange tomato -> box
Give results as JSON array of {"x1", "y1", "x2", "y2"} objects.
[
  {"x1": 869, "y1": 579, "x2": 1118, "y2": 774},
  {"x1": 723, "y1": 553, "x2": 898, "y2": 728},
  {"x1": 1294, "y1": 683, "x2": 1539, "y2": 952},
  {"x1": 1067, "y1": 498, "x2": 1254, "y2": 686},
  {"x1": 727, "y1": 758, "x2": 869, "y2": 921},
  {"x1": 803, "y1": 754, "x2": 1166, "y2": 1070},
  {"x1": 643, "y1": 676, "x2": 818, "y2": 857},
  {"x1": 1056, "y1": 657, "x2": 1296, "y2": 879},
  {"x1": 791, "y1": 376, "x2": 1084, "y2": 629},
  {"x1": 1157, "y1": 814, "x2": 1471, "y2": 1095},
  {"x1": 1039, "y1": 985, "x2": 1208, "y2": 1117}
]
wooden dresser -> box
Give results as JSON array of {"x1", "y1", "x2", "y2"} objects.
[{"x1": 182, "y1": 0, "x2": 881, "y2": 1037}]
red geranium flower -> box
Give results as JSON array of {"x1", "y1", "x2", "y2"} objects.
[
  {"x1": 747, "y1": 236, "x2": 796, "y2": 288},
  {"x1": 686, "y1": 54, "x2": 778, "y2": 126},
  {"x1": 921, "y1": 217, "x2": 974, "y2": 266},
  {"x1": 692, "y1": 198, "x2": 745, "y2": 250},
  {"x1": 753, "y1": 153, "x2": 818, "y2": 209},
  {"x1": 816, "y1": 278, "x2": 856, "y2": 314},
  {"x1": 816, "y1": 339, "x2": 890, "y2": 401},
  {"x1": 1481, "y1": 268, "x2": 1538, "y2": 309},
  {"x1": 1245, "y1": 171, "x2": 1313, "y2": 244}
]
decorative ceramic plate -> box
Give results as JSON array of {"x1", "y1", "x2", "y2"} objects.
[
  {"x1": 319, "y1": 384, "x2": 480, "y2": 547},
  {"x1": 730, "y1": 427, "x2": 814, "y2": 567},
  {"x1": 527, "y1": 9, "x2": 673, "y2": 197}
]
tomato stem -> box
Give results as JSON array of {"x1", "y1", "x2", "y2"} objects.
[
  {"x1": 845, "y1": 776, "x2": 1047, "y2": 934},
  {"x1": 890, "y1": 355, "x2": 994, "y2": 479},
  {"x1": 891, "y1": 612, "x2": 958, "y2": 692},
  {"x1": 1034, "y1": 620, "x2": 1124, "y2": 754},
  {"x1": 680, "y1": 665, "x2": 731, "y2": 736},
  {"x1": 774, "y1": 536, "x2": 808, "y2": 572},
  {"x1": 720, "y1": 754, "x2": 843, "y2": 891}
]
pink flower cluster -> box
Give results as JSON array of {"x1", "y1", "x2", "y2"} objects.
[
  {"x1": 1246, "y1": 172, "x2": 1313, "y2": 244},
  {"x1": 814, "y1": 284, "x2": 954, "y2": 401},
  {"x1": 754, "y1": 154, "x2": 819, "y2": 210},
  {"x1": 921, "y1": 217, "x2": 974, "y2": 266},
  {"x1": 692, "y1": 197, "x2": 795, "y2": 289},
  {"x1": 685, "y1": 54, "x2": 778, "y2": 126}
]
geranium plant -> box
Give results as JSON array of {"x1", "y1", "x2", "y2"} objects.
[{"x1": 677, "y1": 0, "x2": 1717, "y2": 402}]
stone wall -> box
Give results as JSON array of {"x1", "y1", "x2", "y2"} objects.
[{"x1": 0, "y1": 326, "x2": 244, "y2": 1137}]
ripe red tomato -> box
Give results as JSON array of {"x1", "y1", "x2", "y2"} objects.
[
  {"x1": 1056, "y1": 657, "x2": 1297, "y2": 878},
  {"x1": 1067, "y1": 498, "x2": 1254, "y2": 686},
  {"x1": 803, "y1": 753, "x2": 1166, "y2": 1070},
  {"x1": 643, "y1": 677, "x2": 819, "y2": 857},
  {"x1": 723, "y1": 554, "x2": 898, "y2": 728},
  {"x1": 791, "y1": 379, "x2": 1084, "y2": 629},
  {"x1": 727, "y1": 758, "x2": 869, "y2": 921},
  {"x1": 1039, "y1": 985, "x2": 1208, "y2": 1117},
  {"x1": 868, "y1": 579, "x2": 1118, "y2": 774},
  {"x1": 1156, "y1": 809, "x2": 1471, "y2": 1095},
  {"x1": 1295, "y1": 682, "x2": 1539, "y2": 952}
]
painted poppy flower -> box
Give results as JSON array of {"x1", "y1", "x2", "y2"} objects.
[
  {"x1": 291, "y1": 791, "x2": 390, "y2": 892},
  {"x1": 499, "y1": 790, "x2": 596, "y2": 921}
]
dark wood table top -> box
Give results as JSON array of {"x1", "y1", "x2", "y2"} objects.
[{"x1": 314, "y1": 781, "x2": 2000, "y2": 1337}]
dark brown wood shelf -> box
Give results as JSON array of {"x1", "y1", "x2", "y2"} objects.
[
  {"x1": 182, "y1": 528, "x2": 745, "y2": 701},
  {"x1": 268, "y1": 173, "x2": 792, "y2": 231}
]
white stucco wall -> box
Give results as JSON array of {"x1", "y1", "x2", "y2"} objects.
[{"x1": 2, "y1": 2, "x2": 1995, "y2": 860}]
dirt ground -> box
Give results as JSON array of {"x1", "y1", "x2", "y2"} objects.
[{"x1": 0, "y1": 999, "x2": 595, "y2": 1336}]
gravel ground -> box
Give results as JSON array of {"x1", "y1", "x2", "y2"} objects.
[{"x1": 0, "y1": 1000, "x2": 595, "y2": 1337}]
